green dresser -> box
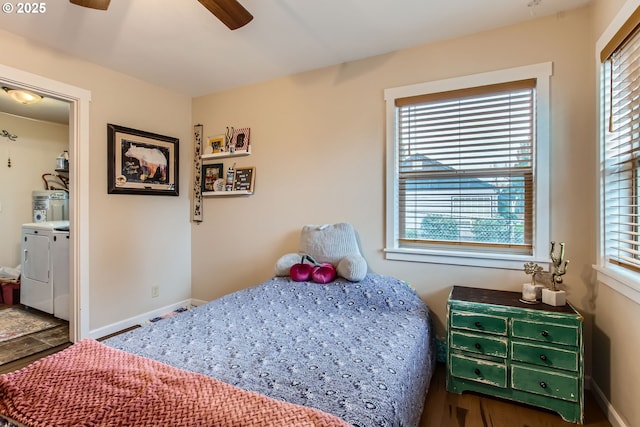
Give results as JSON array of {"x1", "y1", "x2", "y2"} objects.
[{"x1": 446, "y1": 286, "x2": 584, "y2": 423}]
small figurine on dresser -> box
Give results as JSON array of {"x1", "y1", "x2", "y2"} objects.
[
  {"x1": 541, "y1": 241, "x2": 569, "y2": 306},
  {"x1": 521, "y1": 261, "x2": 545, "y2": 303},
  {"x1": 521, "y1": 241, "x2": 570, "y2": 306}
]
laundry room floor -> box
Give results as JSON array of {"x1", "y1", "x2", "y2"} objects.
[{"x1": 0, "y1": 304, "x2": 70, "y2": 374}]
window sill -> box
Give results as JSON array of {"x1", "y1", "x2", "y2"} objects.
[
  {"x1": 384, "y1": 247, "x2": 549, "y2": 271},
  {"x1": 593, "y1": 264, "x2": 640, "y2": 305}
]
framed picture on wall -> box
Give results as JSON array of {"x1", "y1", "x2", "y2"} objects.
[
  {"x1": 107, "y1": 123, "x2": 179, "y2": 196},
  {"x1": 207, "y1": 135, "x2": 225, "y2": 154},
  {"x1": 233, "y1": 166, "x2": 255, "y2": 193},
  {"x1": 201, "y1": 163, "x2": 223, "y2": 192},
  {"x1": 231, "y1": 128, "x2": 251, "y2": 153}
]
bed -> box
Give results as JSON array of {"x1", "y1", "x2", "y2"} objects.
[{"x1": 0, "y1": 273, "x2": 435, "y2": 426}]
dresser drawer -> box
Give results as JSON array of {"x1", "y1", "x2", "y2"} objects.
[
  {"x1": 512, "y1": 319, "x2": 579, "y2": 347},
  {"x1": 451, "y1": 331, "x2": 508, "y2": 358},
  {"x1": 511, "y1": 363, "x2": 579, "y2": 402},
  {"x1": 512, "y1": 341, "x2": 579, "y2": 372},
  {"x1": 450, "y1": 310, "x2": 508, "y2": 336},
  {"x1": 450, "y1": 353, "x2": 507, "y2": 388}
]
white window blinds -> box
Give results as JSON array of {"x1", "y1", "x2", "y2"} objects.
[
  {"x1": 603, "y1": 22, "x2": 640, "y2": 273},
  {"x1": 395, "y1": 79, "x2": 536, "y2": 253}
]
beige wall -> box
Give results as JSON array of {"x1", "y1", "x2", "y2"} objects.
[
  {"x1": 192, "y1": 5, "x2": 596, "y2": 342},
  {"x1": 593, "y1": 0, "x2": 627, "y2": 32},
  {"x1": 591, "y1": 284, "x2": 640, "y2": 426},
  {"x1": 0, "y1": 29, "x2": 193, "y2": 331},
  {"x1": 0, "y1": 113, "x2": 68, "y2": 267}
]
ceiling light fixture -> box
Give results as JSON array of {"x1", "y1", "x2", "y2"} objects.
[{"x1": 2, "y1": 87, "x2": 43, "y2": 105}]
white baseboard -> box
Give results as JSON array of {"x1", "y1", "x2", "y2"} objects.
[
  {"x1": 590, "y1": 378, "x2": 630, "y2": 427},
  {"x1": 89, "y1": 299, "x2": 195, "y2": 340}
]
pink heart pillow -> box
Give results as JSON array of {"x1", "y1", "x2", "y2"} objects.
[{"x1": 311, "y1": 263, "x2": 337, "y2": 284}]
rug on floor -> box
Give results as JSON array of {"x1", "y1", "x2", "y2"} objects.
[
  {"x1": 146, "y1": 305, "x2": 194, "y2": 325},
  {"x1": 0, "y1": 309, "x2": 60, "y2": 343}
]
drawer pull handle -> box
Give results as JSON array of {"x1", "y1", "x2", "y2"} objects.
[
  {"x1": 541, "y1": 330, "x2": 549, "y2": 337},
  {"x1": 539, "y1": 381, "x2": 547, "y2": 389},
  {"x1": 474, "y1": 321, "x2": 482, "y2": 328},
  {"x1": 474, "y1": 343, "x2": 481, "y2": 349},
  {"x1": 539, "y1": 354, "x2": 547, "y2": 361},
  {"x1": 474, "y1": 368, "x2": 481, "y2": 376}
]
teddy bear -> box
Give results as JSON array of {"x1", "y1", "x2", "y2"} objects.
[{"x1": 275, "y1": 222, "x2": 368, "y2": 282}]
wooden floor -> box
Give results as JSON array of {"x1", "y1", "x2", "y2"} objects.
[{"x1": 421, "y1": 363, "x2": 612, "y2": 427}]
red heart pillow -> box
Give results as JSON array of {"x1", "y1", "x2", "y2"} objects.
[
  {"x1": 290, "y1": 255, "x2": 315, "y2": 281},
  {"x1": 290, "y1": 255, "x2": 337, "y2": 283},
  {"x1": 311, "y1": 262, "x2": 337, "y2": 284}
]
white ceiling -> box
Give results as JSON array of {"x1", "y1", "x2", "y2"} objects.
[{"x1": 0, "y1": 0, "x2": 591, "y2": 124}]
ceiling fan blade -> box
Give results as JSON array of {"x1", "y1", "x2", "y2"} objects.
[
  {"x1": 198, "y1": 0, "x2": 253, "y2": 30},
  {"x1": 69, "y1": 0, "x2": 111, "y2": 10}
]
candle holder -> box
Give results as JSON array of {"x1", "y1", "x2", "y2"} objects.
[{"x1": 521, "y1": 262, "x2": 544, "y2": 304}]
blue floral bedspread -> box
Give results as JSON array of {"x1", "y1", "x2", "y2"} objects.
[{"x1": 103, "y1": 274, "x2": 435, "y2": 427}]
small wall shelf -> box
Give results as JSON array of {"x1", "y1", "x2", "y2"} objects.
[
  {"x1": 202, "y1": 190, "x2": 253, "y2": 197},
  {"x1": 198, "y1": 129, "x2": 253, "y2": 201},
  {"x1": 202, "y1": 150, "x2": 250, "y2": 161}
]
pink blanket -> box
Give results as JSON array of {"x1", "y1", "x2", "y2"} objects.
[{"x1": 0, "y1": 339, "x2": 351, "y2": 427}]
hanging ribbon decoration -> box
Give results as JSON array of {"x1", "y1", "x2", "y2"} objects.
[
  {"x1": 193, "y1": 124, "x2": 203, "y2": 222},
  {"x1": 1, "y1": 129, "x2": 18, "y2": 168},
  {"x1": 1, "y1": 130, "x2": 17, "y2": 141}
]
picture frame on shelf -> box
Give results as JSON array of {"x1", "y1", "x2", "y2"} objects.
[
  {"x1": 233, "y1": 166, "x2": 255, "y2": 192},
  {"x1": 207, "y1": 135, "x2": 225, "y2": 154},
  {"x1": 231, "y1": 128, "x2": 250, "y2": 153},
  {"x1": 202, "y1": 163, "x2": 224, "y2": 192},
  {"x1": 107, "y1": 123, "x2": 179, "y2": 196}
]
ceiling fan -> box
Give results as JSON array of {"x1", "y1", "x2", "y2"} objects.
[{"x1": 69, "y1": 0, "x2": 253, "y2": 30}]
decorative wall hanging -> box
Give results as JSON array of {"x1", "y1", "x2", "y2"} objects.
[
  {"x1": 193, "y1": 124, "x2": 204, "y2": 221},
  {"x1": 1, "y1": 129, "x2": 17, "y2": 168},
  {"x1": 1, "y1": 129, "x2": 17, "y2": 141},
  {"x1": 107, "y1": 123, "x2": 179, "y2": 196}
]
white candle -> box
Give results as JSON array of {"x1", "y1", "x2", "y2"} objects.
[{"x1": 522, "y1": 283, "x2": 537, "y2": 301}]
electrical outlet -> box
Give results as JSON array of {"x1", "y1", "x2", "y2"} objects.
[{"x1": 151, "y1": 285, "x2": 160, "y2": 298}]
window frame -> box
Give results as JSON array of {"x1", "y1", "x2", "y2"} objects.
[
  {"x1": 384, "y1": 63, "x2": 552, "y2": 270},
  {"x1": 595, "y1": 0, "x2": 640, "y2": 305}
]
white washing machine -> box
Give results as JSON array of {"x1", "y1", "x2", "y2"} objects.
[{"x1": 21, "y1": 221, "x2": 70, "y2": 320}]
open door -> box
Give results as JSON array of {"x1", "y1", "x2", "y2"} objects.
[{"x1": 0, "y1": 63, "x2": 91, "y2": 342}]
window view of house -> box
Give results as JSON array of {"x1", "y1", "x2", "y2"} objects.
[{"x1": 394, "y1": 80, "x2": 535, "y2": 255}]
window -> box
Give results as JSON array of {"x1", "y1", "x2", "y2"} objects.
[
  {"x1": 596, "y1": 4, "x2": 640, "y2": 303},
  {"x1": 602, "y1": 41, "x2": 640, "y2": 274},
  {"x1": 384, "y1": 64, "x2": 552, "y2": 269}
]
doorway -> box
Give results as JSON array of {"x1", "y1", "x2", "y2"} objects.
[{"x1": 0, "y1": 63, "x2": 90, "y2": 342}]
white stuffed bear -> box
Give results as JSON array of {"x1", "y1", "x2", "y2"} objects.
[{"x1": 275, "y1": 223, "x2": 368, "y2": 282}]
